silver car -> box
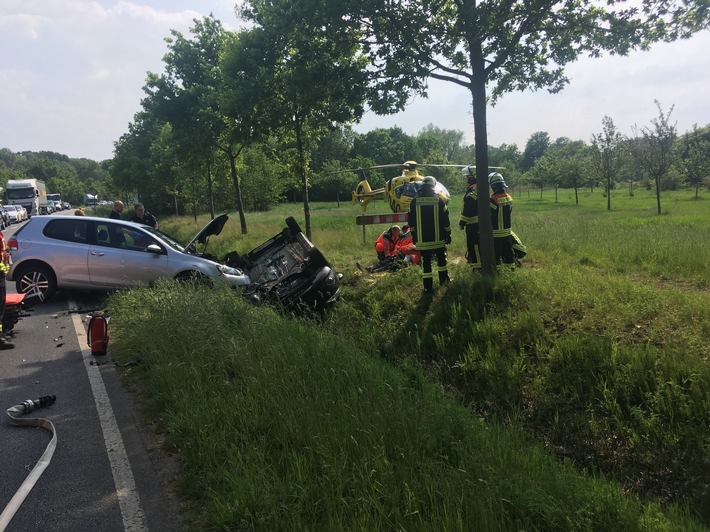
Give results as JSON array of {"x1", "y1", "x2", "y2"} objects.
[
  {"x1": 3, "y1": 205, "x2": 21, "y2": 224},
  {"x1": 7, "y1": 214, "x2": 252, "y2": 305}
]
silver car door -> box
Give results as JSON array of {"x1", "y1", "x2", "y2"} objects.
[{"x1": 88, "y1": 222, "x2": 168, "y2": 287}]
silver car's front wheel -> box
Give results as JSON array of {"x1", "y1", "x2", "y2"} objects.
[{"x1": 16, "y1": 264, "x2": 57, "y2": 305}]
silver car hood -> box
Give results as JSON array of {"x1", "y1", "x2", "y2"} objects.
[{"x1": 184, "y1": 213, "x2": 229, "y2": 252}]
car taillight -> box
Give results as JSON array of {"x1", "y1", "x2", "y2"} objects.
[{"x1": 7, "y1": 237, "x2": 18, "y2": 251}]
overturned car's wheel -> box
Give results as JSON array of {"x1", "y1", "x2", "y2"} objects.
[
  {"x1": 286, "y1": 216, "x2": 302, "y2": 236},
  {"x1": 16, "y1": 263, "x2": 57, "y2": 305}
]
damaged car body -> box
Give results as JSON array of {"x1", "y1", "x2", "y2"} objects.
[
  {"x1": 8, "y1": 214, "x2": 341, "y2": 312},
  {"x1": 224, "y1": 217, "x2": 342, "y2": 311}
]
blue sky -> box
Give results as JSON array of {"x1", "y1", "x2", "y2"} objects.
[{"x1": 2, "y1": 1, "x2": 709, "y2": 161}]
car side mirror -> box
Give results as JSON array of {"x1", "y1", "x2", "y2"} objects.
[{"x1": 145, "y1": 244, "x2": 163, "y2": 254}]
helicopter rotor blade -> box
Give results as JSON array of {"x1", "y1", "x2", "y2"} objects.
[
  {"x1": 418, "y1": 164, "x2": 506, "y2": 169},
  {"x1": 333, "y1": 162, "x2": 506, "y2": 175}
]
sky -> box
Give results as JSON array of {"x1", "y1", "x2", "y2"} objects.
[{"x1": 1, "y1": 1, "x2": 709, "y2": 162}]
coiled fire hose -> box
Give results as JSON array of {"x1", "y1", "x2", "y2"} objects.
[{"x1": 0, "y1": 395, "x2": 57, "y2": 532}]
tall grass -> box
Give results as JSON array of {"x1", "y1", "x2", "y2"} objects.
[{"x1": 109, "y1": 188, "x2": 710, "y2": 529}]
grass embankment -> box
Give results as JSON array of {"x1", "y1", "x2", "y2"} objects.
[{"x1": 110, "y1": 188, "x2": 709, "y2": 530}]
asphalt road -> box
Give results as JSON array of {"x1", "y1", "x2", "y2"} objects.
[{"x1": 0, "y1": 220, "x2": 181, "y2": 532}]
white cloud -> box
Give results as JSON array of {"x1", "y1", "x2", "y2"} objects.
[
  {"x1": 356, "y1": 31, "x2": 710, "y2": 151},
  {"x1": 1, "y1": 2, "x2": 708, "y2": 160},
  {"x1": 0, "y1": 0, "x2": 237, "y2": 160}
]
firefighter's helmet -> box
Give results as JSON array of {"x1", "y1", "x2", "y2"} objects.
[
  {"x1": 462, "y1": 165, "x2": 475, "y2": 183},
  {"x1": 422, "y1": 176, "x2": 437, "y2": 187},
  {"x1": 488, "y1": 172, "x2": 506, "y2": 187}
]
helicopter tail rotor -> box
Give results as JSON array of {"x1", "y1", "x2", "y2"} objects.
[{"x1": 352, "y1": 179, "x2": 386, "y2": 212}]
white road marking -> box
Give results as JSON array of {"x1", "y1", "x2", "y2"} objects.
[{"x1": 69, "y1": 300, "x2": 148, "y2": 531}]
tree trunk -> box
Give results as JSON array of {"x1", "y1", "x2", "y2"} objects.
[
  {"x1": 207, "y1": 162, "x2": 215, "y2": 220},
  {"x1": 294, "y1": 115, "x2": 312, "y2": 239},
  {"x1": 227, "y1": 149, "x2": 248, "y2": 234},
  {"x1": 607, "y1": 177, "x2": 611, "y2": 211},
  {"x1": 574, "y1": 186, "x2": 579, "y2": 205},
  {"x1": 469, "y1": 55, "x2": 495, "y2": 275},
  {"x1": 655, "y1": 175, "x2": 662, "y2": 214}
]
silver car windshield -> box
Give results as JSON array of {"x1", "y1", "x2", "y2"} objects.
[{"x1": 141, "y1": 226, "x2": 188, "y2": 253}]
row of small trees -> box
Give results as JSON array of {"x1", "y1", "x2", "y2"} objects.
[
  {"x1": 1, "y1": 108, "x2": 706, "y2": 220},
  {"x1": 521, "y1": 104, "x2": 710, "y2": 213},
  {"x1": 111, "y1": 0, "x2": 708, "y2": 275}
]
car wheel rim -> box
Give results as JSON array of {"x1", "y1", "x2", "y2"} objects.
[{"x1": 20, "y1": 272, "x2": 49, "y2": 302}]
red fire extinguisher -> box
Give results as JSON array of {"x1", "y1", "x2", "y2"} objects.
[{"x1": 87, "y1": 312, "x2": 109, "y2": 356}]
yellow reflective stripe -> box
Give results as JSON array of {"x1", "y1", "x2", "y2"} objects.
[
  {"x1": 493, "y1": 229, "x2": 513, "y2": 237},
  {"x1": 416, "y1": 241, "x2": 446, "y2": 250},
  {"x1": 422, "y1": 272, "x2": 434, "y2": 279},
  {"x1": 459, "y1": 215, "x2": 478, "y2": 224}
]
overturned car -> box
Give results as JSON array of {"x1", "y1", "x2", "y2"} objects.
[{"x1": 221, "y1": 216, "x2": 342, "y2": 311}]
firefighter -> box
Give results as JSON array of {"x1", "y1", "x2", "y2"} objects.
[
  {"x1": 395, "y1": 224, "x2": 421, "y2": 265},
  {"x1": 489, "y1": 172, "x2": 516, "y2": 266},
  {"x1": 459, "y1": 165, "x2": 481, "y2": 269},
  {"x1": 0, "y1": 231, "x2": 14, "y2": 349},
  {"x1": 407, "y1": 176, "x2": 451, "y2": 293}
]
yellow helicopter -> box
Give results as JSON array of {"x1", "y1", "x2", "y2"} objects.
[
  {"x1": 351, "y1": 161, "x2": 503, "y2": 213},
  {"x1": 351, "y1": 161, "x2": 453, "y2": 213}
]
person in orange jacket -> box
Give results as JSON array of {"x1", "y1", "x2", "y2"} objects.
[
  {"x1": 374, "y1": 225, "x2": 401, "y2": 261},
  {"x1": 360, "y1": 225, "x2": 402, "y2": 273},
  {"x1": 395, "y1": 224, "x2": 421, "y2": 265}
]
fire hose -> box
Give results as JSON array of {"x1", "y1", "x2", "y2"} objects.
[{"x1": 0, "y1": 395, "x2": 57, "y2": 532}]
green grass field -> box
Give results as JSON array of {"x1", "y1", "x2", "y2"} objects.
[{"x1": 109, "y1": 187, "x2": 709, "y2": 530}]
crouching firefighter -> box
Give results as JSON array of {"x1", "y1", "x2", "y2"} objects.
[{"x1": 408, "y1": 176, "x2": 451, "y2": 293}]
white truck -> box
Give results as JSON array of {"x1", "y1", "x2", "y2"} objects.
[
  {"x1": 84, "y1": 193, "x2": 99, "y2": 206},
  {"x1": 5, "y1": 179, "x2": 48, "y2": 217}
]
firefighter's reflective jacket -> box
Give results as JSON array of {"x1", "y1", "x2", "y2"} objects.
[
  {"x1": 408, "y1": 190, "x2": 451, "y2": 251},
  {"x1": 490, "y1": 192, "x2": 513, "y2": 237},
  {"x1": 0, "y1": 233, "x2": 9, "y2": 275},
  {"x1": 459, "y1": 183, "x2": 478, "y2": 228}
]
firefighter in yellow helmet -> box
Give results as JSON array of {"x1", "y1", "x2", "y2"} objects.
[
  {"x1": 407, "y1": 176, "x2": 451, "y2": 293},
  {"x1": 0, "y1": 231, "x2": 14, "y2": 349},
  {"x1": 489, "y1": 172, "x2": 516, "y2": 266}
]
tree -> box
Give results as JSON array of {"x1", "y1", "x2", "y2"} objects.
[
  {"x1": 145, "y1": 16, "x2": 274, "y2": 232},
  {"x1": 675, "y1": 124, "x2": 710, "y2": 198},
  {"x1": 591, "y1": 116, "x2": 626, "y2": 211},
  {"x1": 305, "y1": 0, "x2": 710, "y2": 275},
  {"x1": 238, "y1": 1, "x2": 370, "y2": 238},
  {"x1": 631, "y1": 101, "x2": 677, "y2": 214},
  {"x1": 353, "y1": 127, "x2": 416, "y2": 174},
  {"x1": 528, "y1": 138, "x2": 589, "y2": 204},
  {"x1": 522, "y1": 132, "x2": 551, "y2": 171}
]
